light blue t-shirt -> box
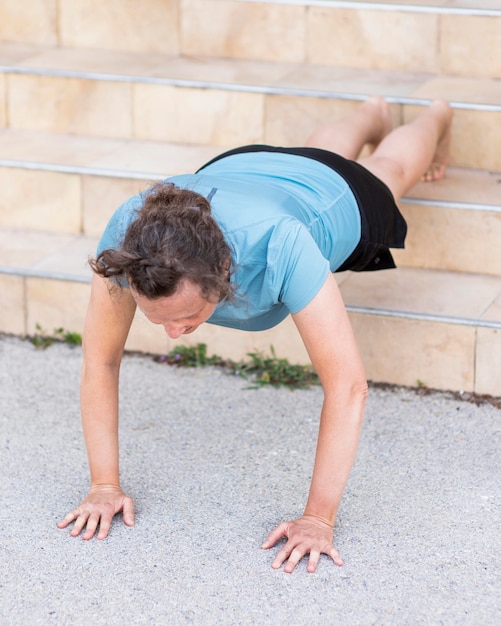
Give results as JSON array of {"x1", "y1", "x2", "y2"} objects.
[{"x1": 97, "y1": 152, "x2": 361, "y2": 331}]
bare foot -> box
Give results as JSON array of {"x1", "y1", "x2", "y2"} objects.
[
  {"x1": 305, "y1": 95, "x2": 392, "y2": 159},
  {"x1": 362, "y1": 96, "x2": 393, "y2": 146},
  {"x1": 421, "y1": 100, "x2": 453, "y2": 182}
]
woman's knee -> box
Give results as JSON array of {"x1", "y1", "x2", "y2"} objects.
[{"x1": 358, "y1": 155, "x2": 408, "y2": 200}]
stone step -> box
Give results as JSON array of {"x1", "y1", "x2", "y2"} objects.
[
  {"x1": 0, "y1": 128, "x2": 499, "y2": 275},
  {"x1": 0, "y1": 128, "x2": 223, "y2": 236},
  {"x1": 1, "y1": 1, "x2": 499, "y2": 77},
  {"x1": 395, "y1": 168, "x2": 501, "y2": 277},
  {"x1": 181, "y1": 0, "x2": 501, "y2": 77},
  {"x1": 1, "y1": 43, "x2": 500, "y2": 170},
  {"x1": 0, "y1": 0, "x2": 179, "y2": 54},
  {"x1": 1, "y1": 228, "x2": 499, "y2": 396}
]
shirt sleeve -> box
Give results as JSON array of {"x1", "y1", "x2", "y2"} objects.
[
  {"x1": 96, "y1": 193, "x2": 144, "y2": 255},
  {"x1": 268, "y1": 220, "x2": 330, "y2": 315}
]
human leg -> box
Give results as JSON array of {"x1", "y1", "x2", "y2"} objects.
[
  {"x1": 305, "y1": 96, "x2": 392, "y2": 160},
  {"x1": 358, "y1": 99, "x2": 453, "y2": 201}
]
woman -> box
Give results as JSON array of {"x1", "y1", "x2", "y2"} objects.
[{"x1": 58, "y1": 97, "x2": 453, "y2": 573}]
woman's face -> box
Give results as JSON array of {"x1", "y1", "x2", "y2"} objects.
[{"x1": 131, "y1": 280, "x2": 218, "y2": 339}]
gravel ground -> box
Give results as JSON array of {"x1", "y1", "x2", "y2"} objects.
[{"x1": 1, "y1": 335, "x2": 499, "y2": 625}]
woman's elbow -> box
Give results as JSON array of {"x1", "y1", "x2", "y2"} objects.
[
  {"x1": 354, "y1": 377, "x2": 369, "y2": 401},
  {"x1": 323, "y1": 374, "x2": 369, "y2": 416},
  {"x1": 348, "y1": 377, "x2": 369, "y2": 414}
]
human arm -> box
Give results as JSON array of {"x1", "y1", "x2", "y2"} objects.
[
  {"x1": 57, "y1": 273, "x2": 137, "y2": 539},
  {"x1": 262, "y1": 273, "x2": 367, "y2": 572}
]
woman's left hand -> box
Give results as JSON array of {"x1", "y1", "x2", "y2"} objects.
[{"x1": 262, "y1": 515, "x2": 344, "y2": 573}]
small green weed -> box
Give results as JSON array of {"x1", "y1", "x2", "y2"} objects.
[
  {"x1": 59, "y1": 329, "x2": 82, "y2": 346},
  {"x1": 155, "y1": 343, "x2": 225, "y2": 368},
  {"x1": 30, "y1": 324, "x2": 82, "y2": 349},
  {"x1": 236, "y1": 346, "x2": 319, "y2": 389},
  {"x1": 155, "y1": 343, "x2": 319, "y2": 390}
]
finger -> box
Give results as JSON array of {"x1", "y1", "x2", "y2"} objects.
[
  {"x1": 82, "y1": 514, "x2": 100, "y2": 540},
  {"x1": 70, "y1": 512, "x2": 90, "y2": 537},
  {"x1": 329, "y1": 546, "x2": 344, "y2": 567},
  {"x1": 122, "y1": 497, "x2": 135, "y2": 527},
  {"x1": 57, "y1": 509, "x2": 81, "y2": 529},
  {"x1": 283, "y1": 546, "x2": 306, "y2": 574},
  {"x1": 93, "y1": 497, "x2": 135, "y2": 538},
  {"x1": 96, "y1": 512, "x2": 114, "y2": 540},
  {"x1": 262, "y1": 522, "x2": 288, "y2": 549},
  {"x1": 271, "y1": 541, "x2": 295, "y2": 570},
  {"x1": 57, "y1": 518, "x2": 71, "y2": 529},
  {"x1": 307, "y1": 549, "x2": 321, "y2": 574}
]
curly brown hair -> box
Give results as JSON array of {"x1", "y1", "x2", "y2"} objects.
[{"x1": 90, "y1": 183, "x2": 234, "y2": 301}]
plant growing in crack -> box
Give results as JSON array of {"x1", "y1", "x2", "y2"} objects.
[
  {"x1": 30, "y1": 324, "x2": 82, "y2": 349},
  {"x1": 154, "y1": 343, "x2": 320, "y2": 390}
]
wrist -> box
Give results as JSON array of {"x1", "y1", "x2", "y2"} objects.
[
  {"x1": 88, "y1": 464, "x2": 120, "y2": 487},
  {"x1": 89, "y1": 481, "x2": 121, "y2": 492},
  {"x1": 302, "y1": 512, "x2": 334, "y2": 529}
]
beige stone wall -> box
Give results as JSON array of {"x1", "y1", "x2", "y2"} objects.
[{"x1": 0, "y1": 0, "x2": 180, "y2": 54}]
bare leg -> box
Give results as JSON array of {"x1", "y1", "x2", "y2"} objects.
[
  {"x1": 420, "y1": 114, "x2": 452, "y2": 183},
  {"x1": 358, "y1": 99, "x2": 453, "y2": 201},
  {"x1": 305, "y1": 96, "x2": 393, "y2": 160}
]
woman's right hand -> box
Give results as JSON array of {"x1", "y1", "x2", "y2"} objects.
[{"x1": 57, "y1": 485, "x2": 135, "y2": 540}]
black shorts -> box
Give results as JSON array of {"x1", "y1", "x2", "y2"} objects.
[{"x1": 197, "y1": 145, "x2": 407, "y2": 272}]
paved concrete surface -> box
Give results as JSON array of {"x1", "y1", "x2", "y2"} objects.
[{"x1": 1, "y1": 335, "x2": 499, "y2": 625}]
